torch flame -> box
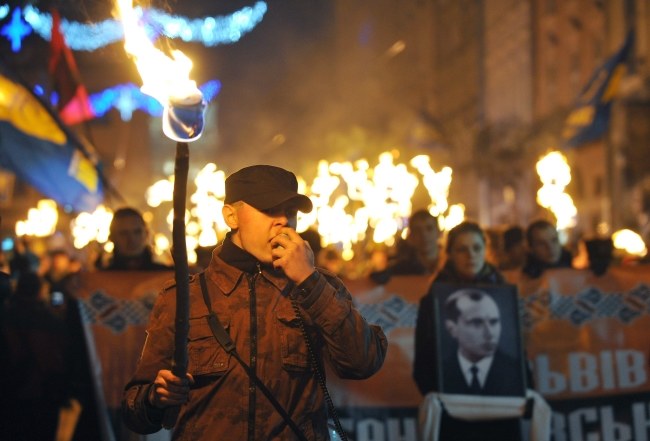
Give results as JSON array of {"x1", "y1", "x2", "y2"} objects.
[
  {"x1": 612, "y1": 229, "x2": 648, "y2": 257},
  {"x1": 116, "y1": 0, "x2": 205, "y2": 141},
  {"x1": 536, "y1": 150, "x2": 577, "y2": 230},
  {"x1": 115, "y1": 0, "x2": 199, "y2": 103}
]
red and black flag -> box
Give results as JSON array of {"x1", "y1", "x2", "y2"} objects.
[{"x1": 49, "y1": 10, "x2": 95, "y2": 125}]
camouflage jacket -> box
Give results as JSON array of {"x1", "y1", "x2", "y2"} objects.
[{"x1": 122, "y1": 246, "x2": 387, "y2": 440}]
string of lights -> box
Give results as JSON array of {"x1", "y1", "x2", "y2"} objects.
[
  {"x1": 0, "y1": 3, "x2": 246, "y2": 120},
  {"x1": 33, "y1": 80, "x2": 220, "y2": 122},
  {"x1": 0, "y1": 2, "x2": 267, "y2": 52}
]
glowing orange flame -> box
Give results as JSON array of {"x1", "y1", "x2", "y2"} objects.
[
  {"x1": 115, "y1": 0, "x2": 200, "y2": 104},
  {"x1": 536, "y1": 151, "x2": 577, "y2": 230}
]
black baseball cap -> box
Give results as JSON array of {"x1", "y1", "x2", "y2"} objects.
[{"x1": 224, "y1": 165, "x2": 313, "y2": 213}]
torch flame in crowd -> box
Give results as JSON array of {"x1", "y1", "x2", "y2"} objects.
[
  {"x1": 612, "y1": 229, "x2": 648, "y2": 257},
  {"x1": 9, "y1": 152, "x2": 459, "y2": 264},
  {"x1": 14, "y1": 151, "x2": 650, "y2": 264},
  {"x1": 410, "y1": 155, "x2": 464, "y2": 231},
  {"x1": 15, "y1": 199, "x2": 58, "y2": 237},
  {"x1": 536, "y1": 151, "x2": 577, "y2": 230},
  {"x1": 140, "y1": 151, "x2": 460, "y2": 262},
  {"x1": 70, "y1": 205, "x2": 113, "y2": 249}
]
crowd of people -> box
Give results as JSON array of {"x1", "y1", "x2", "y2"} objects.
[
  {"x1": 0, "y1": 208, "x2": 171, "y2": 440},
  {"x1": 0, "y1": 180, "x2": 642, "y2": 440}
]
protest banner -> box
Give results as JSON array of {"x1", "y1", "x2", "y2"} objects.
[{"x1": 76, "y1": 271, "x2": 173, "y2": 441}]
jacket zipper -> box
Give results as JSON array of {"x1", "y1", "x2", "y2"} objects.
[{"x1": 247, "y1": 266, "x2": 260, "y2": 441}]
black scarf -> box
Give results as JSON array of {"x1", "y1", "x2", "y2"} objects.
[{"x1": 220, "y1": 234, "x2": 278, "y2": 275}]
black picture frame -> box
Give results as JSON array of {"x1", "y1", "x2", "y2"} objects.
[{"x1": 431, "y1": 282, "x2": 527, "y2": 397}]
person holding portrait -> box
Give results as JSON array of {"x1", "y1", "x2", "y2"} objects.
[{"x1": 413, "y1": 221, "x2": 527, "y2": 441}]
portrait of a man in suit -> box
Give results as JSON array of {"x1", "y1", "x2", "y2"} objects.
[{"x1": 439, "y1": 287, "x2": 525, "y2": 397}]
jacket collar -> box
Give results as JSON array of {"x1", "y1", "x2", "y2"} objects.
[{"x1": 205, "y1": 237, "x2": 289, "y2": 295}]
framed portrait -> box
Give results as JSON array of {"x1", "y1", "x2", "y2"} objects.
[{"x1": 431, "y1": 282, "x2": 527, "y2": 397}]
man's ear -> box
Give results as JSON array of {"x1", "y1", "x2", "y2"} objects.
[
  {"x1": 222, "y1": 204, "x2": 239, "y2": 230},
  {"x1": 445, "y1": 319, "x2": 457, "y2": 338}
]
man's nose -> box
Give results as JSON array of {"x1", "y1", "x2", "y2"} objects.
[{"x1": 273, "y1": 216, "x2": 293, "y2": 231}]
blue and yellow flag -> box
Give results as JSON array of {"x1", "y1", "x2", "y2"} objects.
[
  {"x1": 561, "y1": 32, "x2": 634, "y2": 148},
  {"x1": 0, "y1": 72, "x2": 103, "y2": 212}
]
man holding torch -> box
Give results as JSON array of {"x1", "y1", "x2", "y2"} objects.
[{"x1": 122, "y1": 164, "x2": 387, "y2": 440}]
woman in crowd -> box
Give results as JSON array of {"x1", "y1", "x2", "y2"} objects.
[{"x1": 412, "y1": 221, "x2": 525, "y2": 441}]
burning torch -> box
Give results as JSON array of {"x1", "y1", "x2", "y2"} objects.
[{"x1": 115, "y1": 0, "x2": 206, "y2": 427}]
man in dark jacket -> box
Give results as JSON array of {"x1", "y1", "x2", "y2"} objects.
[
  {"x1": 122, "y1": 165, "x2": 387, "y2": 440},
  {"x1": 522, "y1": 219, "x2": 573, "y2": 279}
]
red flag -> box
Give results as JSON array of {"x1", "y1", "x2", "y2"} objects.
[{"x1": 49, "y1": 10, "x2": 95, "y2": 125}]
